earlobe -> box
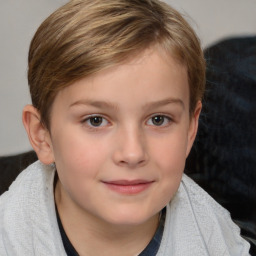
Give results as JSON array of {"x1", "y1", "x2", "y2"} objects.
[
  {"x1": 186, "y1": 101, "x2": 202, "y2": 157},
  {"x1": 22, "y1": 105, "x2": 55, "y2": 165}
]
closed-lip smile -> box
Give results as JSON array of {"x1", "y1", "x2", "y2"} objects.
[{"x1": 102, "y1": 180, "x2": 154, "y2": 195}]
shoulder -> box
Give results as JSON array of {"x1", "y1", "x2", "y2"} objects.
[
  {"x1": 0, "y1": 161, "x2": 63, "y2": 255},
  {"x1": 0, "y1": 160, "x2": 47, "y2": 205},
  {"x1": 180, "y1": 174, "x2": 228, "y2": 215},
  {"x1": 158, "y1": 175, "x2": 250, "y2": 255},
  {"x1": 0, "y1": 160, "x2": 55, "y2": 224},
  {"x1": 177, "y1": 174, "x2": 250, "y2": 255},
  {"x1": 0, "y1": 161, "x2": 54, "y2": 213}
]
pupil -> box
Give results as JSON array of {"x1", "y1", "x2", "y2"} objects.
[
  {"x1": 153, "y1": 116, "x2": 164, "y2": 125},
  {"x1": 90, "y1": 116, "x2": 102, "y2": 126}
]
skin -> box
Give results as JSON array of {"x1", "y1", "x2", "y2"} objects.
[{"x1": 23, "y1": 47, "x2": 201, "y2": 256}]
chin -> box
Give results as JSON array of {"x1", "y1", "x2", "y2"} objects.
[{"x1": 104, "y1": 209, "x2": 157, "y2": 227}]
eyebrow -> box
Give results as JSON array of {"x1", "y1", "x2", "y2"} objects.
[
  {"x1": 69, "y1": 100, "x2": 119, "y2": 110},
  {"x1": 69, "y1": 98, "x2": 184, "y2": 110},
  {"x1": 142, "y1": 98, "x2": 185, "y2": 110}
]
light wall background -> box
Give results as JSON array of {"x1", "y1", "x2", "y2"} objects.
[{"x1": 0, "y1": 0, "x2": 255, "y2": 156}]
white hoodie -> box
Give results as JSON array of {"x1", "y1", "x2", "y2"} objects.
[{"x1": 0, "y1": 161, "x2": 250, "y2": 256}]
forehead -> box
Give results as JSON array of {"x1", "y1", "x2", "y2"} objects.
[{"x1": 52, "y1": 47, "x2": 189, "y2": 112}]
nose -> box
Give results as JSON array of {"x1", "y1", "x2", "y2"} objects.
[{"x1": 112, "y1": 126, "x2": 148, "y2": 168}]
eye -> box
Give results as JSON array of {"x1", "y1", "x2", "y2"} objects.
[
  {"x1": 147, "y1": 115, "x2": 171, "y2": 126},
  {"x1": 83, "y1": 116, "x2": 109, "y2": 127}
]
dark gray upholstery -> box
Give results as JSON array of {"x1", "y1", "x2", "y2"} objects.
[{"x1": 186, "y1": 36, "x2": 256, "y2": 254}]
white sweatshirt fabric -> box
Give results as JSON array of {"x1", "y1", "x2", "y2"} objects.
[{"x1": 0, "y1": 161, "x2": 250, "y2": 256}]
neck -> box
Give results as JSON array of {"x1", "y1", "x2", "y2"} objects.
[{"x1": 55, "y1": 180, "x2": 160, "y2": 256}]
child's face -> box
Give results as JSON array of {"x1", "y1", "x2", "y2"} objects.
[{"x1": 46, "y1": 48, "x2": 200, "y2": 226}]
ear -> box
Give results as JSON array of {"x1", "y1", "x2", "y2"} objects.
[
  {"x1": 22, "y1": 105, "x2": 55, "y2": 165},
  {"x1": 186, "y1": 101, "x2": 202, "y2": 157}
]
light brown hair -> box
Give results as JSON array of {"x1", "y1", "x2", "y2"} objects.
[{"x1": 28, "y1": 0, "x2": 205, "y2": 129}]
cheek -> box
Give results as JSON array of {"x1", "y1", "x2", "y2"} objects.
[
  {"x1": 158, "y1": 149, "x2": 185, "y2": 194},
  {"x1": 150, "y1": 133, "x2": 188, "y2": 199},
  {"x1": 53, "y1": 127, "x2": 105, "y2": 164},
  {"x1": 52, "y1": 137, "x2": 106, "y2": 206},
  {"x1": 51, "y1": 131, "x2": 109, "y2": 187},
  {"x1": 152, "y1": 132, "x2": 188, "y2": 171}
]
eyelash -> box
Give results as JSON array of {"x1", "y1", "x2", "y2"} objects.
[
  {"x1": 146, "y1": 114, "x2": 173, "y2": 127},
  {"x1": 81, "y1": 115, "x2": 110, "y2": 129},
  {"x1": 80, "y1": 114, "x2": 173, "y2": 130}
]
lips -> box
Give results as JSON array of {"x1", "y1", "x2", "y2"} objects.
[{"x1": 102, "y1": 180, "x2": 154, "y2": 195}]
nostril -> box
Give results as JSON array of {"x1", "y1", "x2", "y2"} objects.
[
  {"x1": 117, "y1": 154, "x2": 147, "y2": 168},
  {"x1": 112, "y1": 130, "x2": 148, "y2": 167}
]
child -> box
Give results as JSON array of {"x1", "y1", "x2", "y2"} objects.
[{"x1": 0, "y1": 0, "x2": 250, "y2": 255}]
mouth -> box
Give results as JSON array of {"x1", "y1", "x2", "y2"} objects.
[{"x1": 102, "y1": 180, "x2": 154, "y2": 195}]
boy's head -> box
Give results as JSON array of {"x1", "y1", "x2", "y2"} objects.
[
  {"x1": 23, "y1": 0, "x2": 205, "y2": 229},
  {"x1": 27, "y1": 0, "x2": 205, "y2": 130}
]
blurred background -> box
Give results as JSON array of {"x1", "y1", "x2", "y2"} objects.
[{"x1": 0, "y1": 0, "x2": 256, "y2": 156}]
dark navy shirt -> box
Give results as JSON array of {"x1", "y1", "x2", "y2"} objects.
[{"x1": 56, "y1": 207, "x2": 166, "y2": 256}]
